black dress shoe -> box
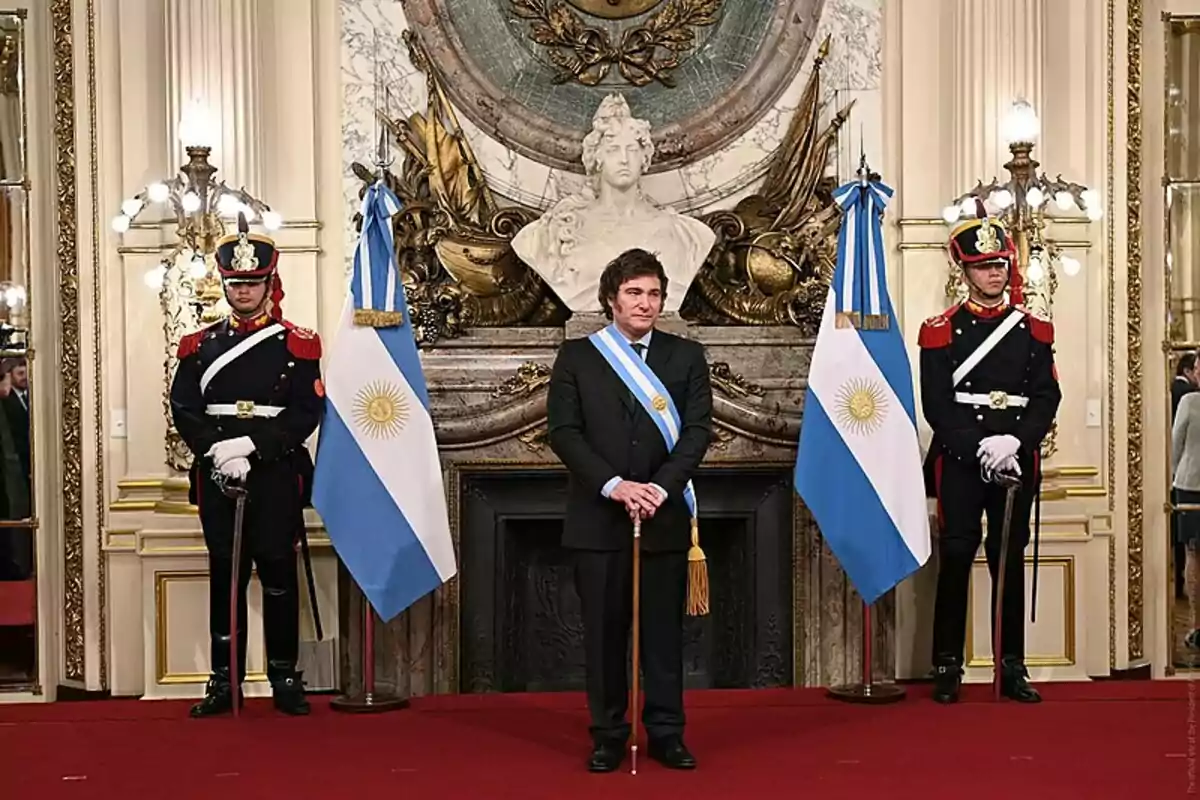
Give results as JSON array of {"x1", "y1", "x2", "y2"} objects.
[
  {"x1": 189, "y1": 674, "x2": 243, "y2": 718},
  {"x1": 999, "y1": 658, "x2": 1041, "y2": 703},
  {"x1": 269, "y1": 669, "x2": 311, "y2": 716},
  {"x1": 648, "y1": 737, "x2": 696, "y2": 770},
  {"x1": 931, "y1": 662, "x2": 962, "y2": 704},
  {"x1": 587, "y1": 742, "x2": 624, "y2": 773}
]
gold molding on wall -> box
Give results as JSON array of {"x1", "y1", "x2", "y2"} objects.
[
  {"x1": 965, "y1": 555, "x2": 1077, "y2": 668},
  {"x1": 154, "y1": 571, "x2": 266, "y2": 685}
]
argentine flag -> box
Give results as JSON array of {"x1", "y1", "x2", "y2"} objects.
[
  {"x1": 794, "y1": 170, "x2": 931, "y2": 604},
  {"x1": 312, "y1": 180, "x2": 457, "y2": 622}
]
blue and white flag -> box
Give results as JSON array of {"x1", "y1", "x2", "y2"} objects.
[
  {"x1": 794, "y1": 171, "x2": 930, "y2": 604},
  {"x1": 312, "y1": 180, "x2": 457, "y2": 622}
]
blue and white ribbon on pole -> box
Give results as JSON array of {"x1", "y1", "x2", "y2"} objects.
[
  {"x1": 351, "y1": 181, "x2": 406, "y2": 328},
  {"x1": 794, "y1": 168, "x2": 931, "y2": 604},
  {"x1": 831, "y1": 176, "x2": 895, "y2": 329}
]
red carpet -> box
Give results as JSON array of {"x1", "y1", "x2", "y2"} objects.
[{"x1": 0, "y1": 681, "x2": 1190, "y2": 799}]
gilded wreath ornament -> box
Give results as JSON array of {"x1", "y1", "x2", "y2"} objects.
[{"x1": 509, "y1": 0, "x2": 723, "y2": 87}]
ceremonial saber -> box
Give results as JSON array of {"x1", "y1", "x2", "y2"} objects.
[
  {"x1": 631, "y1": 514, "x2": 642, "y2": 775},
  {"x1": 225, "y1": 480, "x2": 248, "y2": 718},
  {"x1": 992, "y1": 472, "x2": 1021, "y2": 701}
]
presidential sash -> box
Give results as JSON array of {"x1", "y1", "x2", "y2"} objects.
[
  {"x1": 587, "y1": 324, "x2": 709, "y2": 615},
  {"x1": 588, "y1": 325, "x2": 697, "y2": 519}
]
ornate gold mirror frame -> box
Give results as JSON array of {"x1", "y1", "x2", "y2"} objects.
[{"x1": 50, "y1": 0, "x2": 89, "y2": 686}]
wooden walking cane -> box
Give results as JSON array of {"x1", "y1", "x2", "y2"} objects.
[{"x1": 630, "y1": 513, "x2": 642, "y2": 775}]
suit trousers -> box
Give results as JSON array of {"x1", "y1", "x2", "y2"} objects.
[
  {"x1": 932, "y1": 454, "x2": 1035, "y2": 665},
  {"x1": 573, "y1": 547, "x2": 687, "y2": 745}
]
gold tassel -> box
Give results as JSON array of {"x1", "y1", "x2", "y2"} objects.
[
  {"x1": 685, "y1": 517, "x2": 709, "y2": 616},
  {"x1": 353, "y1": 308, "x2": 405, "y2": 328}
]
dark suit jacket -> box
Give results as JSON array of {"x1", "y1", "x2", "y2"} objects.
[
  {"x1": 1173, "y1": 377, "x2": 1197, "y2": 421},
  {"x1": 547, "y1": 329, "x2": 713, "y2": 552},
  {"x1": 2, "y1": 392, "x2": 29, "y2": 485}
]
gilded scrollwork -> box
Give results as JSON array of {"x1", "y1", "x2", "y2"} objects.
[
  {"x1": 52, "y1": 0, "x2": 86, "y2": 685},
  {"x1": 680, "y1": 36, "x2": 851, "y2": 333},
  {"x1": 1126, "y1": 0, "x2": 1143, "y2": 663},
  {"x1": 351, "y1": 32, "x2": 566, "y2": 346},
  {"x1": 509, "y1": 0, "x2": 723, "y2": 88},
  {"x1": 709, "y1": 361, "x2": 764, "y2": 399},
  {"x1": 517, "y1": 425, "x2": 550, "y2": 453},
  {"x1": 493, "y1": 361, "x2": 553, "y2": 399}
]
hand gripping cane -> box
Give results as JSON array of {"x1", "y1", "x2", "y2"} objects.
[
  {"x1": 991, "y1": 470, "x2": 1022, "y2": 702},
  {"x1": 630, "y1": 514, "x2": 642, "y2": 775},
  {"x1": 215, "y1": 472, "x2": 248, "y2": 718}
]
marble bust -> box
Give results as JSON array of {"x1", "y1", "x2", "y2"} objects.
[{"x1": 511, "y1": 95, "x2": 716, "y2": 313}]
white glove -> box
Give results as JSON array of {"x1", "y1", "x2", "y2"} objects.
[
  {"x1": 207, "y1": 436, "x2": 256, "y2": 468},
  {"x1": 976, "y1": 434, "x2": 1020, "y2": 472},
  {"x1": 1000, "y1": 455, "x2": 1021, "y2": 477},
  {"x1": 218, "y1": 456, "x2": 251, "y2": 481}
]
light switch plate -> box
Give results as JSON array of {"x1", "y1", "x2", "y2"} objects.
[
  {"x1": 112, "y1": 409, "x2": 127, "y2": 439},
  {"x1": 1086, "y1": 399, "x2": 1101, "y2": 428}
]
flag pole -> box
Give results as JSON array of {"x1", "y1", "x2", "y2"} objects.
[
  {"x1": 826, "y1": 600, "x2": 906, "y2": 704},
  {"x1": 330, "y1": 75, "x2": 409, "y2": 714},
  {"x1": 331, "y1": 590, "x2": 410, "y2": 713}
]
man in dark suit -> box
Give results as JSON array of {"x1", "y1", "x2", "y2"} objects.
[
  {"x1": 547, "y1": 248, "x2": 713, "y2": 773},
  {"x1": 1173, "y1": 352, "x2": 1199, "y2": 600}
]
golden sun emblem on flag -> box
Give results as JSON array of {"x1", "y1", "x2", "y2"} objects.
[
  {"x1": 352, "y1": 381, "x2": 409, "y2": 439},
  {"x1": 834, "y1": 377, "x2": 888, "y2": 436}
]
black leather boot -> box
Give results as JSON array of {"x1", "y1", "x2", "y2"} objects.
[
  {"x1": 269, "y1": 665, "x2": 310, "y2": 715},
  {"x1": 999, "y1": 657, "x2": 1041, "y2": 703},
  {"x1": 931, "y1": 656, "x2": 962, "y2": 704},
  {"x1": 190, "y1": 669, "x2": 242, "y2": 718}
]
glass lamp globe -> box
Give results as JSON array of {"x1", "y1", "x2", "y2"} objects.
[{"x1": 1002, "y1": 100, "x2": 1040, "y2": 146}]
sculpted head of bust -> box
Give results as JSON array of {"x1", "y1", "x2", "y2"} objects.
[
  {"x1": 583, "y1": 95, "x2": 653, "y2": 195},
  {"x1": 511, "y1": 94, "x2": 716, "y2": 314}
]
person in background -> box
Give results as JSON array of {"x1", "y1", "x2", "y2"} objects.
[
  {"x1": 0, "y1": 362, "x2": 30, "y2": 580},
  {"x1": 1, "y1": 356, "x2": 29, "y2": 487},
  {"x1": 1173, "y1": 352, "x2": 1200, "y2": 601},
  {"x1": 1172, "y1": 388, "x2": 1200, "y2": 651}
]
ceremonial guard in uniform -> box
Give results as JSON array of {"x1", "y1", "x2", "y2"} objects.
[
  {"x1": 919, "y1": 210, "x2": 1061, "y2": 704},
  {"x1": 170, "y1": 215, "x2": 324, "y2": 717}
]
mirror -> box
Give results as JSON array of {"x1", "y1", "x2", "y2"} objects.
[
  {"x1": 1165, "y1": 15, "x2": 1200, "y2": 674},
  {"x1": 0, "y1": 10, "x2": 32, "y2": 691}
]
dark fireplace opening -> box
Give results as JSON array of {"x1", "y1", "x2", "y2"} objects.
[{"x1": 459, "y1": 469, "x2": 793, "y2": 693}]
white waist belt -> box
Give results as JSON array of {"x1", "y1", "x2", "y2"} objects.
[
  {"x1": 954, "y1": 391, "x2": 1028, "y2": 410},
  {"x1": 206, "y1": 402, "x2": 284, "y2": 419}
]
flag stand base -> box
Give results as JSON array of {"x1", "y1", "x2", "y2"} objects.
[
  {"x1": 330, "y1": 599, "x2": 409, "y2": 714},
  {"x1": 826, "y1": 601, "x2": 906, "y2": 705}
]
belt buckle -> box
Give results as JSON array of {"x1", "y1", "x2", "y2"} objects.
[
  {"x1": 988, "y1": 390, "x2": 1009, "y2": 410},
  {"x1": 235, "y1": 400, "x2": 255, "y2": 419}
]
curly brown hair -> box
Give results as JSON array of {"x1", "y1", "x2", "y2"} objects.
[{"x1": 597, "y1": 248, "x2": 667, "y2": 320}]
